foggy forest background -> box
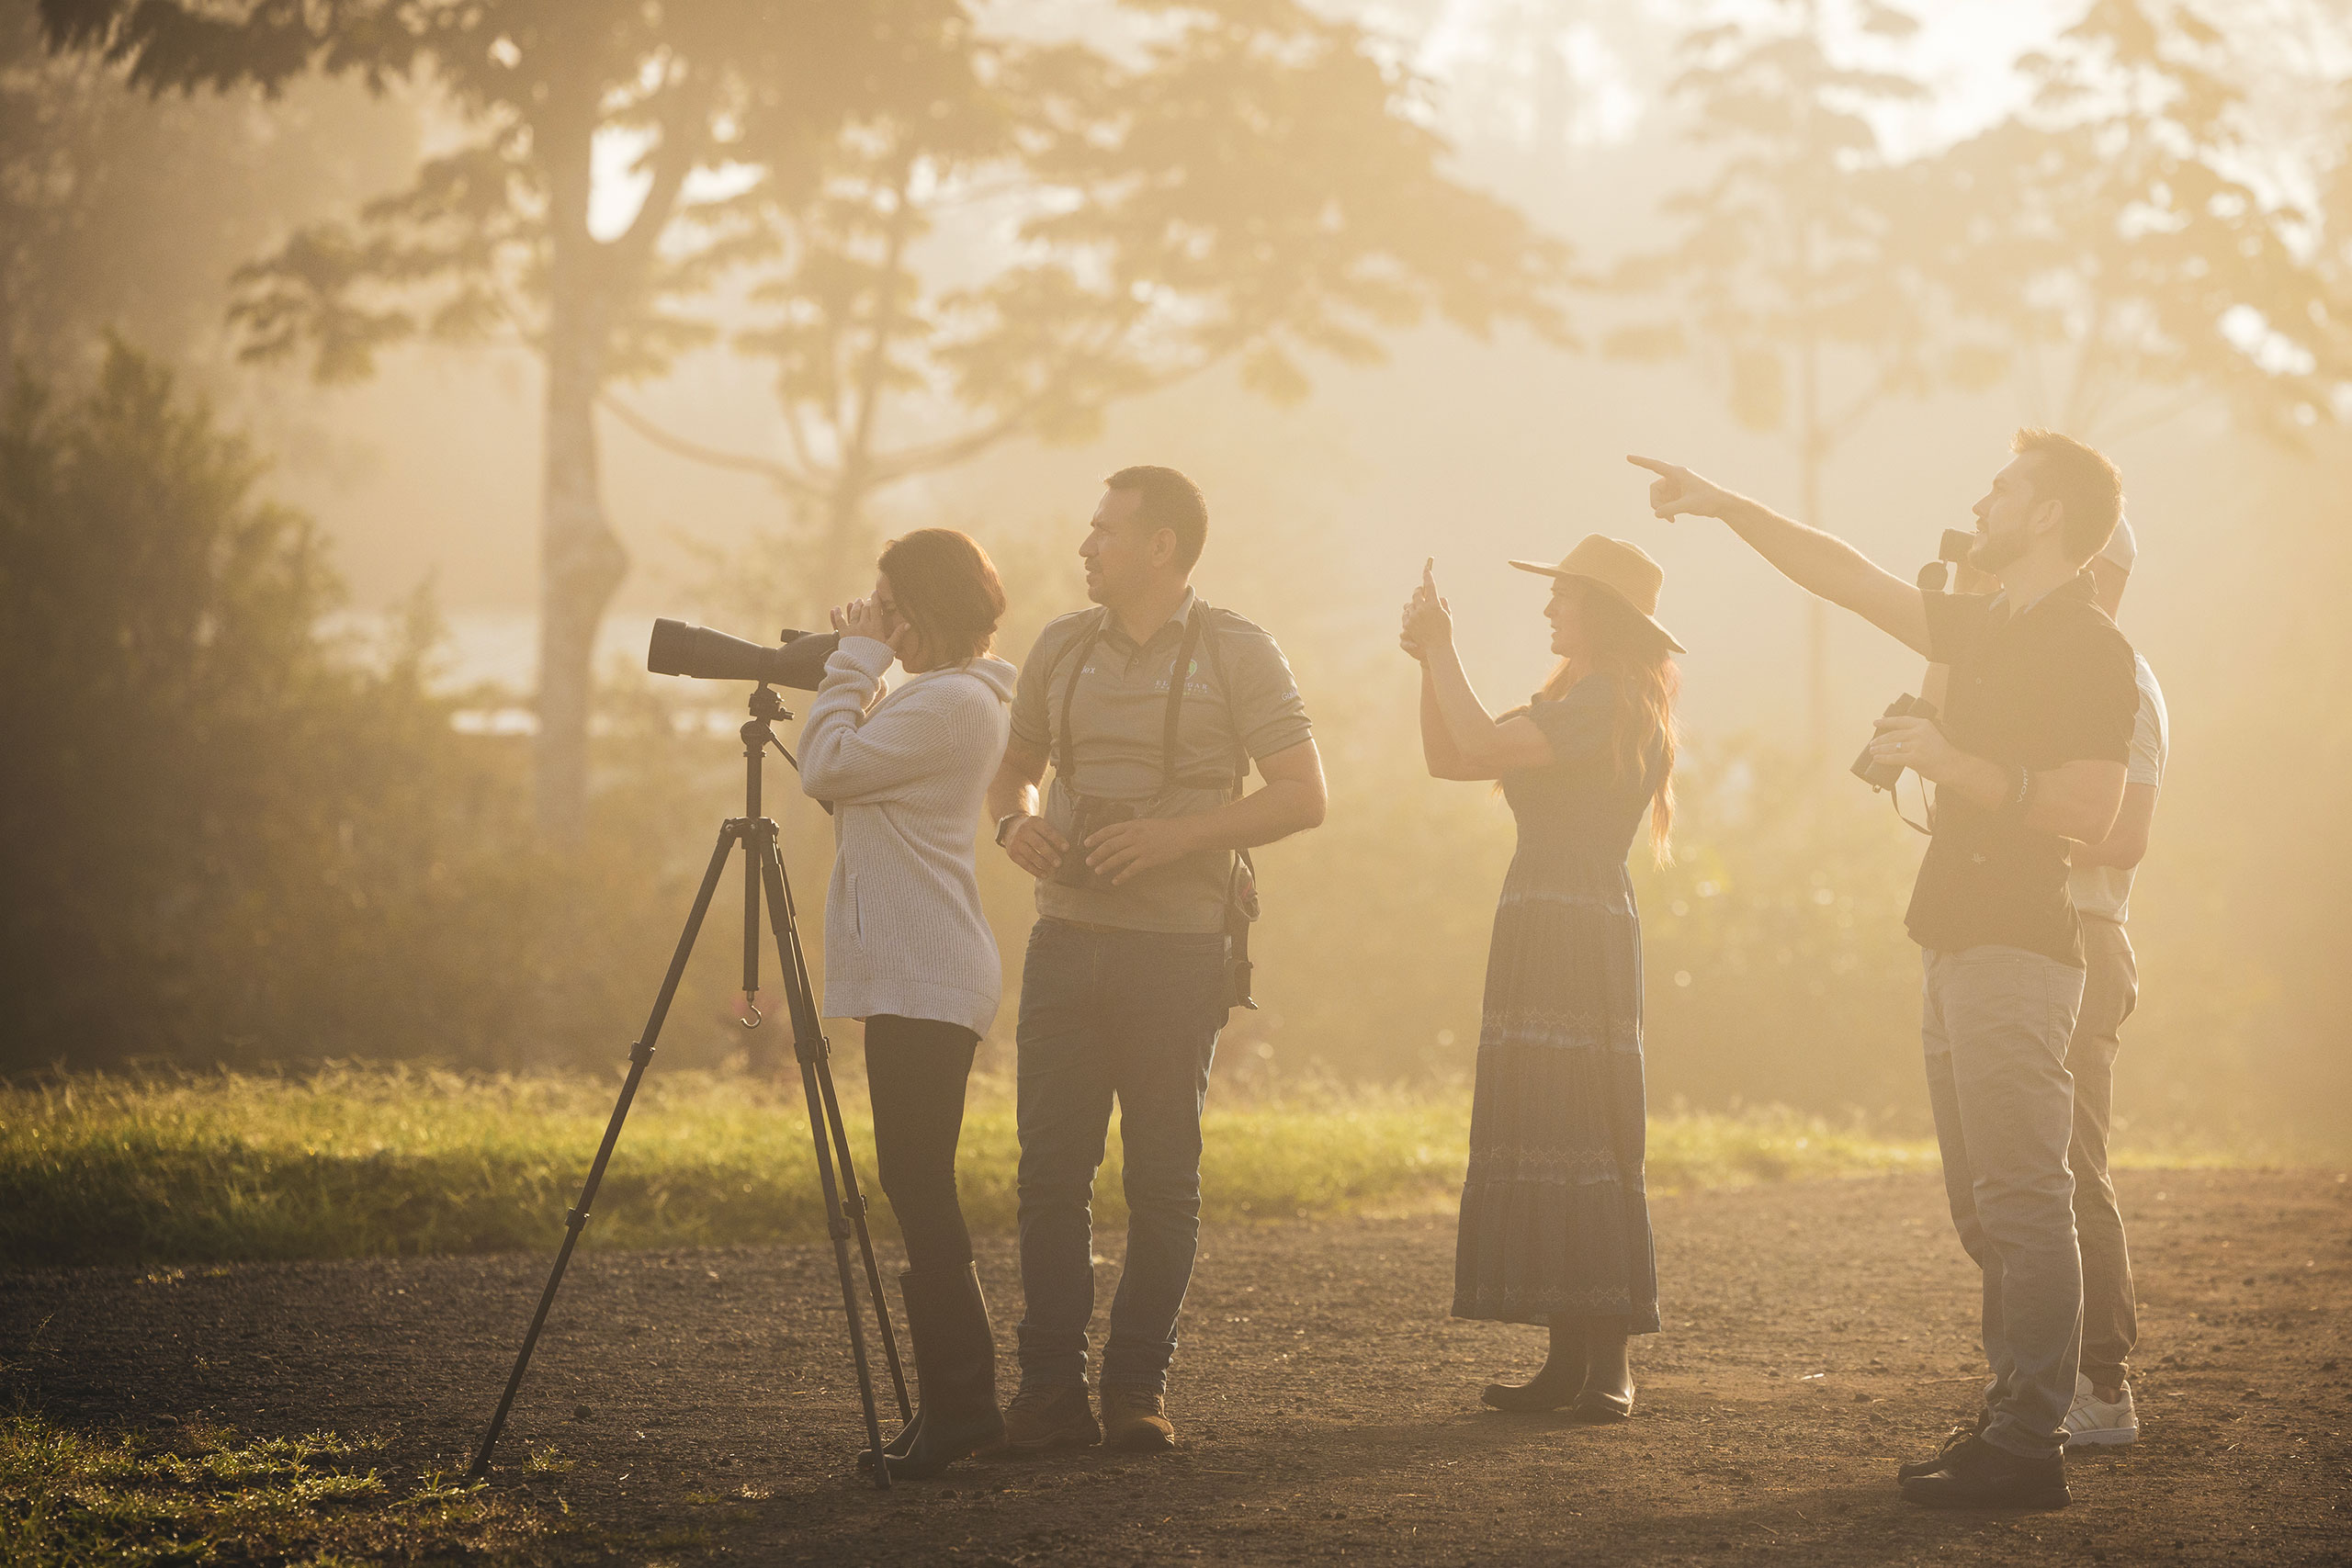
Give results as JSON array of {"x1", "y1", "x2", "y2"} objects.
[{"x1": 5, "y1": 0, "x2": 2348, "y2": 1156}]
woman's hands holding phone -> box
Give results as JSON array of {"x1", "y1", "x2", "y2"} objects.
[{"x1": 1400, "y1": 558, "x2": 1453, "y2": 663}]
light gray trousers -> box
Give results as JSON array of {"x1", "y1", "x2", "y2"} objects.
[
  {"x1": 1921, "y1": 944, "x2": 2087, "y2": 1460},
  {"x1": 2067, "y1": 916, "x2": 2140, "y2": 1392}
]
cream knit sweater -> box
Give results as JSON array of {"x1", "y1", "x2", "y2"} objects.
[{"x1": 797, "y1": 636, "x2": 1016, "y2": 1035}]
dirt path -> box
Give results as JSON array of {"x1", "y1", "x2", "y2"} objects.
[{"x1": 6, "y1": 1168, "x2": 2348, "y2": 1565}]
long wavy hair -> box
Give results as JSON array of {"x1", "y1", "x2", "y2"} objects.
[{"x1": 1533, "y1": 578, "x2": 1679, "y2": 865}]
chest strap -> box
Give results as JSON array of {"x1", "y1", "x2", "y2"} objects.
[{"x1": 1051, "y1": 604, "x2": 1212, "y2": 796}]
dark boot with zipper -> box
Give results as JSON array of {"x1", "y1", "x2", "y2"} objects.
[{"x1": 869, "y1": 1261, "x2": 1003, "y2": 1480}]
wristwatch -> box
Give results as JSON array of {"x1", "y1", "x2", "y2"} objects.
[{"x1": 994, "y1": 811, "x2": 1033, "y2": 847}]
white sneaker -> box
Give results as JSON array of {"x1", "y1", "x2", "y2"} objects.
[{"x1": 2062, "y1": 1372, "x2": 2139, "y2": 1447}]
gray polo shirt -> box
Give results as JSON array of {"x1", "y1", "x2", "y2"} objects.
[{"x1": 1010, "y1": 590, "x2": 1312, "y2": 933}]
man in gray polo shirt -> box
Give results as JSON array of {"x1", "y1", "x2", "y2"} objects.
[
  {"x1": 985, "y1": 466, "x2": 1327, "y2": 1453},
  {"x1": 2063, "y1": 518, "x2": 2168, "y2": 1446}
]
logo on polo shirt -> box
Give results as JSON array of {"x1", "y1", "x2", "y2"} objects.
[{"x1": 1154, "y1": 658, "x2": 1214, "y2": 697}]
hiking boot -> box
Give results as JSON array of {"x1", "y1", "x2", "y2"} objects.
[
  {"x1": 1101, "y1": 1386, "x2": 1176, "y2": 1452},
  {"x1": 996, "y1": 1384, "x2": 1099, "y2": 1452},
  {"x1": 1901, "y1": 1435, "x2": 2070, "y2": 1510},
  {"x1": 1896, "y1": 1412, "x2": 1991, "y2": 1482},
  {"x1": 2062, "y1": 1375, "x2": 2139, "y2": 1448}
]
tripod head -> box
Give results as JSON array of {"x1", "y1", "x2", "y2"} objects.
[
  {"x1": 740, "y1": 682, "x2": 821, "y2": 806},
  {"x1": 745, "y1": 680, "x2": 795, "y2": 732}
]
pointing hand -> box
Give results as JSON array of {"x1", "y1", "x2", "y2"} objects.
[{"x1": 1626, "y1": 455, "x2": 1736, "y2": 523}]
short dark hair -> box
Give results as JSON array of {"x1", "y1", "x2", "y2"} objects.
[
  {"x1": 877, "y1": 528, "x2": 1006, "y2": 662},
  {"x1": 2012, "y1": 428, "x2": 2123, "y2": 565},
  {"x1": 1104, "y1": 465, "x2": 1208, "y2": 570}
]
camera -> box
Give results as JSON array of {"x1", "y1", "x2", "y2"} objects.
[
  {"x1": 648, "y1": 619, "x2": 839, "y2": 690},
  {"x1": 1051, "y1": 796, "x2": 1139, "y2": 890},
  {"x1": 1916, "y1": 528, "x2": 1977, "y2": 592},
  {"x1": 1851, "y1": 693, "x2": 1940, "y2": 793}
]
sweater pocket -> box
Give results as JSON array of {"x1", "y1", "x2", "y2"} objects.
[{"x1": 846, "y1": 872, "x2": 865, "y2": 943}]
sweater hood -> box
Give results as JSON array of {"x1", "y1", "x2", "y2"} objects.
[{"x1": 953, "y1": 654, "x2": 1018, "y2": 704}]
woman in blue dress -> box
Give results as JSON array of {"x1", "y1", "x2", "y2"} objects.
[{"x1": 1401, "y1": 535, "x2": 1681, "y2": 1421}]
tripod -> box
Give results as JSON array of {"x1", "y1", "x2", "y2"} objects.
[{"x1": 467, "y1": 682, "x2": 910, "y2": 1488}]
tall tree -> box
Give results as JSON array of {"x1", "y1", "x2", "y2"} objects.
[
  {"x1": 1911, "y1": 0, "x2": 2352, "y2": 440},
  {"x1": 601, "y1": 1, "x2": 1575, "y2": 610},
  {"x1": 40, "y1": 0, "x2": 1570, "y2": 835},
  {"x1": 38, "y1": 0, "x2": 978, "y2": 840},
  {"x1": 1608, "y1": 0, "x2": 1974, "y2": 756}
]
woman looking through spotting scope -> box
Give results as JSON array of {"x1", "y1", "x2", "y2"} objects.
[
  {"x1": 797, "y1": 527, "x2": 1019, "y2": 1479},
  {"x1": 1401, "y1": 536, "x2": 1681, "y2": 1422}
]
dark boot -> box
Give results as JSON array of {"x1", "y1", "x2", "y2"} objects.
[
  {"x1": 1482, "y1": 1318, "x2": 1586, "y2": 1412},
  {"x1": 881, "y1": 1262, "x2": 1004, "y2": 1480},
  {"x1": 1571, "y1": 1315, "x2": 1634, "y2": 1421},
  {"x1": 855, "y1": 1410, "x2": 918, "y2": 1472}
]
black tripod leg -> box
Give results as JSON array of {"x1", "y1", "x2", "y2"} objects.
[
  {"x1": 817, "y1": 1051, "x2": 912, "y2": 1419},
  {"x1": 758, "y1": 843, "x2": 896, "y2": 1488},
  {"x1": 760, "y1": 840, "x2": 912, "y2": 1426},
  {"x1": 466, "y1": 826, "x2": 740, "y2": 1483}
]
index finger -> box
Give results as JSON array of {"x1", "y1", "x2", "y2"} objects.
[
  {"x1": 1624, "y1": 455, "x2": 1678, "y2": 478},
  {"x1": 1423, "y1": 557, "x2": 1436, "y2": 588}
]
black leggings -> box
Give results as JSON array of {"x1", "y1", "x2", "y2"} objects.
[{"x1": 863, "y1": 1014, "x2": 980, "y2": 1276}]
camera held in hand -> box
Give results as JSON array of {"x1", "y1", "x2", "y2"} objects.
[
  {"x1": 1051, "y1": 796, "x2": 1139, "y2": 890},
  {"x1": 1852, "y1": 693, "x2": 1940, "y2": 794},
  {"x1": 1915, "y1": 528, "x2": 1977, "y2": 592}
]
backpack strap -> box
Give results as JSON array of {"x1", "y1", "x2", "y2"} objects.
[
  {"x1": 1048, "y1": 608, "x2": 1110, "y2": 793},
  {"x1": 1191, "y1": 603, "x2": 1261, "y2": 972},
  {"x1": 1191, "y1": 602, "x2": 1253, "y2": 793},
  {"x1": 1159, "y1": 605, "x2": 1208, "y2": 794}
]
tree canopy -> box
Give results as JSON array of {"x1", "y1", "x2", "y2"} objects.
[{"x1": 39, "y1": 0, "x2": 1574, "y2": 836}]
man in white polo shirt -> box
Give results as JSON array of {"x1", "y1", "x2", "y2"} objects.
[{"x1": 2061, "y1": 516, "x2": 2168, "y2": 1448}]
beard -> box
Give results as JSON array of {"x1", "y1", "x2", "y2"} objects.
[{"x1": 1968, "y1": 525, "x2": 2030, "y2": 574}]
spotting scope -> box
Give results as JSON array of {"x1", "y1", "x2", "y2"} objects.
[{"x1": 647, "y1": 619, "x2": 839, "y2": 691}]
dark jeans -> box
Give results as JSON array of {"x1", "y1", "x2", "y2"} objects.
[
  {"x1": 865, "y1": 1013, "x2": 981, "y2": 1277},
  {"x1": 1014, "y1": 919, "x2": 1227, "y2": 1394}
]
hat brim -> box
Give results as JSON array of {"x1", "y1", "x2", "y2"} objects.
[{"x1": 1507, "y1": 559, "x2": 1687, "y2": 654}]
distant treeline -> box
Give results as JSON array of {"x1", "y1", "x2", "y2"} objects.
[
  {"x1": 0, "y1": 345, "x2": 1918, "y2": 1110},
  {"x1": 0, "y1": 347, "x2": 744, "y2": 1076},
  {"x1": 2, "y1": 348, "x2": 2340, "y2": 1158}
]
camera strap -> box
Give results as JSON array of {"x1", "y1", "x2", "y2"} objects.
[
  {"x1": 1047, "y1": 603, "x2": 1225, "y2": 797},
  {"x1": 1049, "y1": 611, "x2": 1109, "y2": 794},
  {"x1": 1045, "y1": 598, "x2": 1261, "y2": 1009},
  {"x1": 1891, "y1": 774, "x2": 1934, "y2": 837}
]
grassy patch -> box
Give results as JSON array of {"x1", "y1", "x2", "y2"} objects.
[
  {"x1": 4, "y1": 1066, "x2": 2217, "y2": 1268},
  {"x1": 0, "y1": 1408, "x2": 554, "y2": 1566}
]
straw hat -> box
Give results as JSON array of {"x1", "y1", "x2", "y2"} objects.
[{"x1": 1507, "y1": 535, "x2": 1685, "y2": 653}]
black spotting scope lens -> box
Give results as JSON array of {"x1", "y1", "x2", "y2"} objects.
[{"x1": 646, "y1": 619, "x2": 839, "y2": 692}]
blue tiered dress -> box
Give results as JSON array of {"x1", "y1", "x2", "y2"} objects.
[{"x1": 1451, "y1": 672, "x2": 1664, "y2": 1333}]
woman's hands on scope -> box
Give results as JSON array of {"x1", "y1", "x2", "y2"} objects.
[
  {"x1": 1400, "y1": 558, "x2": 1453, "y2": 663},
  {"x1": 831, "y1": 593, "x2": 922, "y2": 668},
  {"x1": 831, "y1": 594, "x2": 893, "y2": 645}
]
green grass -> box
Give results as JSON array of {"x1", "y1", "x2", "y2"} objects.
[
  {"x1": 0, "y1": 1408, "x2": 555, "y2": 1567},
  {"x1": 3, "y1": 1064, "x2": 2237, "y2": 1269}
]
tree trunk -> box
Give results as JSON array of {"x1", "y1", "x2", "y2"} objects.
[{"x1": 534, "y1": 116, "x2": 629, "y2": 841}]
